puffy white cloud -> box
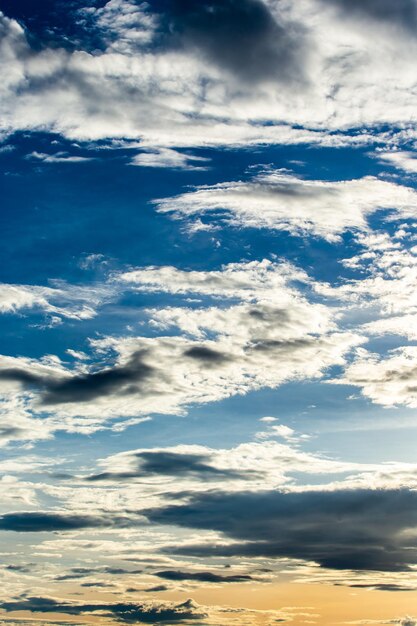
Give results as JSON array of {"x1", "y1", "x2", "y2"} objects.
[
  {"x1": 336, "y1": 346, "x2": 417, "y2": 407},
  {"x1": 0, "y1": 395, "x2": 53, "y2": 447},
  {"x1": 0, "y1": 282, "x2": 113, "y2": 321},
  {"x1": 364, "y1": 314, "x2": 417, "y2": 340},
  {"x1": 0, "y1": 260, "x2": 361, "y2": 432},
  {"x1": 154, "y1": 172, "x2": 417, "y2": 241},
  {"x1": 118, "y1": 259, "x2": 309, "y2": 303},
  {"x1": 255, "y1": 423, "x2": 298, "y2": 441},
  {"x1": 312, "y1": 230, "x2": 417, "y2": 406},
  {"x1": 316, "y1": 230, "x2": 417, "y2": 313},
  {"x1": 374, "y1": 149, "x2": 417, "y2": 174},
  {"x1": 130, "y1": 148, "x2": 210, "y2": 170},
  {"x1": 81, "y1": 0, "x2": 158, "y2": 53}
]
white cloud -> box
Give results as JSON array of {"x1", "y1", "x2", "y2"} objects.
[
  {"x1": 154, "y1": 172, "x2": 417, "y2": 241},
  {"x1": 255, "y1": 423, "x2": 298, "y2": 441},
  {"x1": 81, "y1": 0, "x2": 158, "y2": 53},
  {"x1": 96, "y1": 439, "x2": 417, "y2": 496},
  {"x1": 364, "y1": 314, "x2": 417, "y2": 340},
  {"x1": 0, "y1": 395, "x2": 53, "y2": 447},
  {"x1": 118, "y1": 259, "x2": 309, "y2": 303},
  {"x1": 90, "y1": 440, "x2": 329, "y2": 492},
  {"x1": 316, "y1": 231, "x2": 417, "y2": 314},
  {"x1": 3, "y1": 1, "x2": 417, "y2": 150},
  {"x1": 375, "y1": 149, "x2": 417, "y2": 174},
  {"x1": 27, "y1": 151, "x2": 93, "y2": 163},
  {"x1": 130, "y1": 148, "x2": 210, "y2": 170},
  {"x1": 336, "y1": 346, "x2": 417, "y2": 408},
  {"x1": 0, "y1": 260, "x2": 362, "y2": 432},
  {"x1": 0, "y1": 282, "x2": 113, "y2": 320}
]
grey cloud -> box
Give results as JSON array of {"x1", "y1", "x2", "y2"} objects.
[
  {"x1": 0, "y1": 426, "x2": 28, "y2": 440},
  {"x1": 345, "y1": 583, "x2": 416, "y2": 592},
  {"x1": 0, "y1": 511, "x2": 121, "y2": 532},
  {"x1": 80, "y1": 582, "x2": 116, "y2": 588},
  {"x1": 319, "y1": 0, "x2": 417, "y2": 32},
  {"x1": 143, "y1": 585, "x2": 170, "y2": 593},
  {"x1": 145, "y1": 489, "x2": 417, "y2": 572},
  {"x1": 160, "y1": 0, "x2": 307, "y2": 84},
  {"x1": 87, "y1": 450, "x2": 254, "y2": 482},
  {"x1": 154, "y1": 569, "x2": 255, "y2": 583},
  {"x1": 0, "y1": 596, "x2": 207, "y2": 624},
  {"x1": 183, "y1": 346, "x2": 230, "y2": 364},
  {"x1": 42, "y1": 352, "x2": 154, "y2": 405},
  {"x1": 4, "y1": 564, "x2": 34, "y2": 573},
  {"x1": 0, "y1": 368, "x2": 43, "y2": 386},
  {"x1": 252, "y1": 337, "x2": 316, "y2": 352},
  {"x1": 55, "y1": 566, "x2": 142, "y2": 580},
  {"x1": 0, "y1": 351, "x2": 155, "y2": 405}
]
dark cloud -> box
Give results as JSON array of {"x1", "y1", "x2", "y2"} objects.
[
  {"x1": 86, "y1": 450, "x2": 254, "y2": 482},
  {"x1": 154, "y1": 569, "x2": 255, "y2": 583},
  {"x1": 43, "y1": 352, "x2": 154, "y2": 404},
  {"x1": 0, "y1": 620, "x2": 86, "y2": 626},
  {"x1": 252, "y1": 337, "x2": 316, "y2": 353},
  {"x1": 0, "y1": 368, "x2": 43, "y2": 386},
  {"x1": 159, "y1": 0, "x2": 307, "y2": 84},
  {"x1": 80, "y1": 582, "x2": 116, "y2": 588},
  {"x1": 0, "y1": 351, "x2": 154, "y2": 405},
  {"x1": 4, "y1": 564, "x2": 34, "y2": 573},
  {"x1": 319, "y1": 0, "x2": 417, "y2": 32},
  {"x1": 0, "y1": 511, "x2": 120, "y2": 532},
  {"x1": 145, "y1": 489, "x2": 417, "y2": 572},
  {"x1": 344, "y1": 583, "x2": 416, "y2": 592},
  {"x1": 143, "y1": 584, "x2": 170, "y2": 593},
  {"x1": 183, "y1": 346, "x2": 230, "y2": 365},
  {"x1": 0, "y1": 596, "x2": 207, "y2": 624},
  {"x1": 0, "y1": 426, "x2": 28, "y2": 440},
  {"x1": 56, "y1": 566, "x2": 142, "y2": 580}
]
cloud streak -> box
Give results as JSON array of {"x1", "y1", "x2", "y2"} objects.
[{"x1": 154, "y1": 172, "x2": 417, "y2": 241}]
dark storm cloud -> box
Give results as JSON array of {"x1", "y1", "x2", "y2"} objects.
[
  {"x1": 145, "y1": 489, "x2": 417, "y2": 572},
  {"x1": 154, "y1": 569, "x2": 255, "y2": 583},
  {"x1": 0, "y1": 351, "x2": 154, "y2": 405},
  {"x1": 0, "y1": 511, "x2": 121, "y2": 532},
  {"x1": 86, "y1": 450, "x2": 255, "y2": 482},
  {"x1": 319, "y1": 0, "x2": 417, "y2": 32},
  {"x1": 159, "y1": 0, "x2": 307, "y2": 84},
  {"x1": 0, "y1": 596, "x2": 206, "y2": 624}
]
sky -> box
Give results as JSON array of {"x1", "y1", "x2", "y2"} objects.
[{"x1": 3, "y1": 1, "x2": 417, "y2": 625}]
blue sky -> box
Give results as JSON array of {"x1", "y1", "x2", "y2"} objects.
[{"x1": 2, "y1": 1, "x2": 417, "y2": 625}]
